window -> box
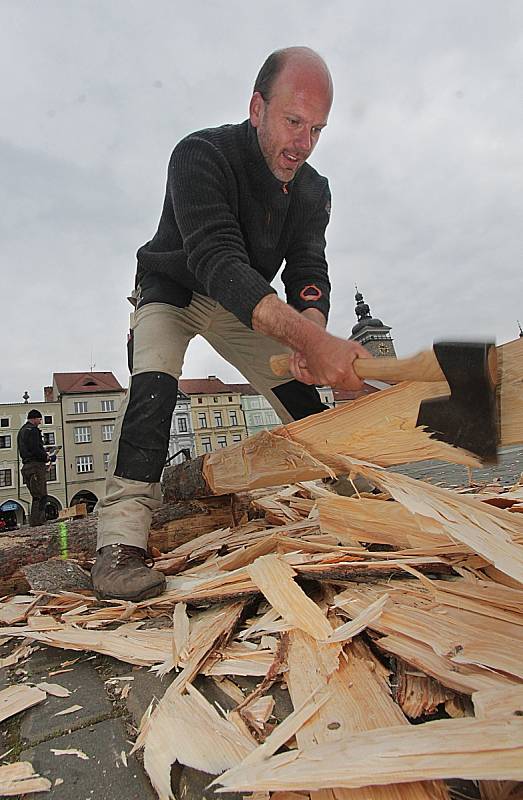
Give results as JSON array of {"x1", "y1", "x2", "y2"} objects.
[
  {"x1": 213, "y1": 411, "x2": 223, "y2": 427},
  {"x1": 200, "y1": 437, "x2": 212, "y2": 453},
  {"x1": 252, "y1": 413, "x2": 263, "y2": 426},
  {"x1": 228, "y1": 396, "x2": 233, "y2": 402},
  {"x1": 213, "y1": 396, "x2": 219, "y2": 403},
  {"x1": 74, "y1": 426, "x2": 92, "y2": 444},
  {"x1": 198, "y1": 413, "x2": 207, "y2": 429},
  {"x1": 197, "y1": 397, "x2": 203, "y2": 404},
  {"x1": 76, "y1": 455, "x2": 93, "y2": 473},
  {"x1": 229, "y1": 411, "x2": 238, "y2": 426},
  {"x1": 101, "y1": 424, "x2": 115, "y2": 441},
  {"x1": 232, "y1": 433, "x2": 242, "y2": 443},
  {"x1": 251, "y1": 398, "x2": 261, "y2": 409},
  {"x1": 217, "y1": 435, "x2": 227, "y2": 448},
  {"x1": 177, "y1": 416, "x2": 188, "y2": 433},
  {"x1": 42, "y1": 431, "x2": 55, "y2": 446},
  {"x1": 74, "y1": 401, "x2": 88, "y2": 414},
  {"x1": 44, "y1": 415, "x2": 53, "y2": 425},
  {"x1": 0, "y1": 469, "x2": 12, "y2": 487},
  {"x1": 101, "y1": 399, "x2": 115, "y2": 412},
  {"x1": 0, "y1": 435, "x2": 11, "y2": 448},
  {"x1": 48, "y1": 463, "x2": 57, "y2": 482},
  {"x1": 103, "y1": 452, "x2": 110, "y2": 471},
  {"x1": 1, "y1": 418, "x2": 10, "y2": 427}
]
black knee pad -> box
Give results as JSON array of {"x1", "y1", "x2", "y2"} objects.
[
  {"x1": 115, "y1": 371, "x2": 178, "y2": 483},
  {"x1": 271, "y1": 380, "x2": 328, "y2": 421}
]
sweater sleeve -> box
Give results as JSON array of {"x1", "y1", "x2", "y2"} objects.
[
  {"x1": 168, "y1": 136, "x2": 276, "y2": 328},
  {"x1": 281, "y1": 182, "x2": 332, "y2": 321}
]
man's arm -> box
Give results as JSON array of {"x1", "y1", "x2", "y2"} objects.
[
  {"x1": 281, "y1": 181, "x2": 332, "y2": 321},
  {"x1": 252, "y1": 294, "x2": 370, "y2": 390},
  {"x1": 169, "y1": 137, "x2": 276, "y2": 329}
]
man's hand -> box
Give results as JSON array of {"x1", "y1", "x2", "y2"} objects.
[
  {"x1": 252, "y1": 294, "x2": 372, "y2": 390},
  {"x1": 289, "y1": 335, "x2": 370, "y2": 390}
]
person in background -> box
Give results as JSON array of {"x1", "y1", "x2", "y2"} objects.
[{"x1": 17, "y1": 409, "x2": 51, "y2": 527}]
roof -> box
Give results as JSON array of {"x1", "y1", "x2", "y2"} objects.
[
  {"x1": 225, "y1": 383, "x2": 259, "y2": 396},
  {"x1": 53, "y1": 372, "x2": 124, "y2": 395},
  {"x1": 179, "y1": 378, "x2": 235, "y2": 395},
  {"x1": 332, "y1": 382, "x2": 380, "y2": 402}
]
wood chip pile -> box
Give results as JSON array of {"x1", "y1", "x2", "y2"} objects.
[
  {"x1": 1, "y1": 464, "x2": 523, "y2": 799},
  {"x1": 2, "y1": 337, "x2": 523, "y2": 798}
]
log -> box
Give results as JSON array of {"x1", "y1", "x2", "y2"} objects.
[
  {"x1": 162, "y1": 338, "x2": 523, "y2": 502},
  {"x1": 0, "y1": 495, "x2": 246, "y2": 596}
]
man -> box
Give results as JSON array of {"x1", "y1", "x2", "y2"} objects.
[
  {"x1": 93, "y1": 46, "x2": 369, "y2": 602},
  {"x1": 17, "y1": 409, "x2": 50, "y2": 527}
]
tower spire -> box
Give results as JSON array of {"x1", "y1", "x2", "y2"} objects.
[{"x1": 349, "y1": 289, "x2": 396, "y2": 358}]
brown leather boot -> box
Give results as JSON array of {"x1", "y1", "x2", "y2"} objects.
[{"x1": 91, "y1": 544, "x2": 166, "y2": 601}]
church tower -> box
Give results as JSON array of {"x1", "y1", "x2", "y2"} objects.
[{"x1": 349, "y1": 290, "x2": 396, "y2": 358}]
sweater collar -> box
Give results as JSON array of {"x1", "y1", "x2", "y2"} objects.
[{"x1": 244, "y1": 120, "x2": 294, "y2": 197}]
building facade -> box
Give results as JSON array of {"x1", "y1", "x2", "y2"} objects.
[
  {"x1": 167, "y1": 390, "x2": 197, "y2": 465},
  {"x1": 179, "y1": 378, "x2": 248, "y2": 455},
  {"x1": 227, "y1": 383, "x2": 281, "y2": 436},
  {"x1": 45, "y1": 372, "x2": 126, "y2": 511}
]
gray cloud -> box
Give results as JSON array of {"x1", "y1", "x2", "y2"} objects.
[{"x1": 1, "y1": 0, "x2": 521, "y2": 402}]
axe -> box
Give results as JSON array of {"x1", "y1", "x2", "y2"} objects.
[{"x1": 270, "y1": 341, "x2": 499, "y2": 464}]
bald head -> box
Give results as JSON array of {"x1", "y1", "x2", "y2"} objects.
[
  {"x1": 253, "y1": 47, "x2": 333, "y2": 105},
  {"x1": 250, "y1": 47, "x2": 333, "y2": 182}
]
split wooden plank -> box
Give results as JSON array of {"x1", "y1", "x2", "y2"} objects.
[
  {"x1": 499, "y1": 337, "x2": 523, "y2": 446},
  {"x1": 0, "y1": 623, "x2": 173, "y2": 666},
  {"x1": 286, "y1": 631, "x2": 447, "y2": 800},
  {"x1": 323, "y1": 594, "x2": 390, "y2": 643},
  {"x1": 217, "y1": 716, "x2": 523, "y2": 793},
  {"x1": 334, "y1": 583, "x2": 523, "y2": 681},
  {"x1": 472, "y1": 686, "x2": 523, "y2": 719},
  {"x1": 317, "y1": 495, "x2": 455, "y2": 550},
  {"x1": 135, "y1": 683, "x2": 256, "y2": 800},
  {"x1": 246, "y1": 555, "x2": 332, "y2": 641},
  {"x1": 135, "y1": 602, "x2": 245, "y2": 797},
  {"x1": 377, "y1": 634, "x2": 517, "y2": 696},
  {"x1": 0, "y1": 761, "x2": 52, "y2": 796},
  {"x1": 0, "y1": 684, "x2": 47, "y2": 723},
  {"x1": 340, "y1": 458, "x2": 523, "y2": 584}
]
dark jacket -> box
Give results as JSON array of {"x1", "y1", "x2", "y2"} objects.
[
  {"x1": 135, "y1": 120, "x2": 331, "y2": 328},
  {"x1": 17, "y1": 422, "x2": 48, "y2": 464}
]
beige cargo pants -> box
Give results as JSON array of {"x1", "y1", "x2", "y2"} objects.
[{"x1": 97, "y1": 293, "x2": 321, "y2": 551}]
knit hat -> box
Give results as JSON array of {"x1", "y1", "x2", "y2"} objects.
[{"x1": 27, "y1": 409, "x2": 42, "y2": 420}]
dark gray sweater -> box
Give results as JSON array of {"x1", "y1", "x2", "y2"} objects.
[
  {"x1": 17, "y1": 422, "x2": 47, "y2": 464},
  {"x1": 136, "y1": 120, "x2": 331, "y2": 328}
]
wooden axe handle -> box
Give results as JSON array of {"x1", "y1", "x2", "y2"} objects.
[{"x1": 270, "y1": 350, "x2": 447, "y2": 383}]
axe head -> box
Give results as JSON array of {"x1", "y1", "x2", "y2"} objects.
[{"x1": 416, "y1": 341, "x2": 499, "y2": 464}]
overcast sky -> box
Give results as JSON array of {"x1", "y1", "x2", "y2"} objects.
[{"x1": 1, "y1": 0, "x2": 521, "y2": 404}]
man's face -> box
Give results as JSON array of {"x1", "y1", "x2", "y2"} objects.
[
  {"x1": 30, "y1": 417, "x2": 42, "y2": 427},
  {"x1": 249, "y1": 61, "x2": 332, "y2": 183}
]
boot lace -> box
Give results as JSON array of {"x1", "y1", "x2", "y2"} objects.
[{"x1": 110, "y1": 544, "x2": 155, "y2": 569}]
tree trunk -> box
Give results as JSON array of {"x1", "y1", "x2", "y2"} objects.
[{"x1": 0, "y1": 495, "x2": 248, "y2": 595}]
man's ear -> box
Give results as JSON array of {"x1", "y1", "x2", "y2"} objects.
[{"x1": 249, "y1": 92, "x2": 264, "y2": 127}]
